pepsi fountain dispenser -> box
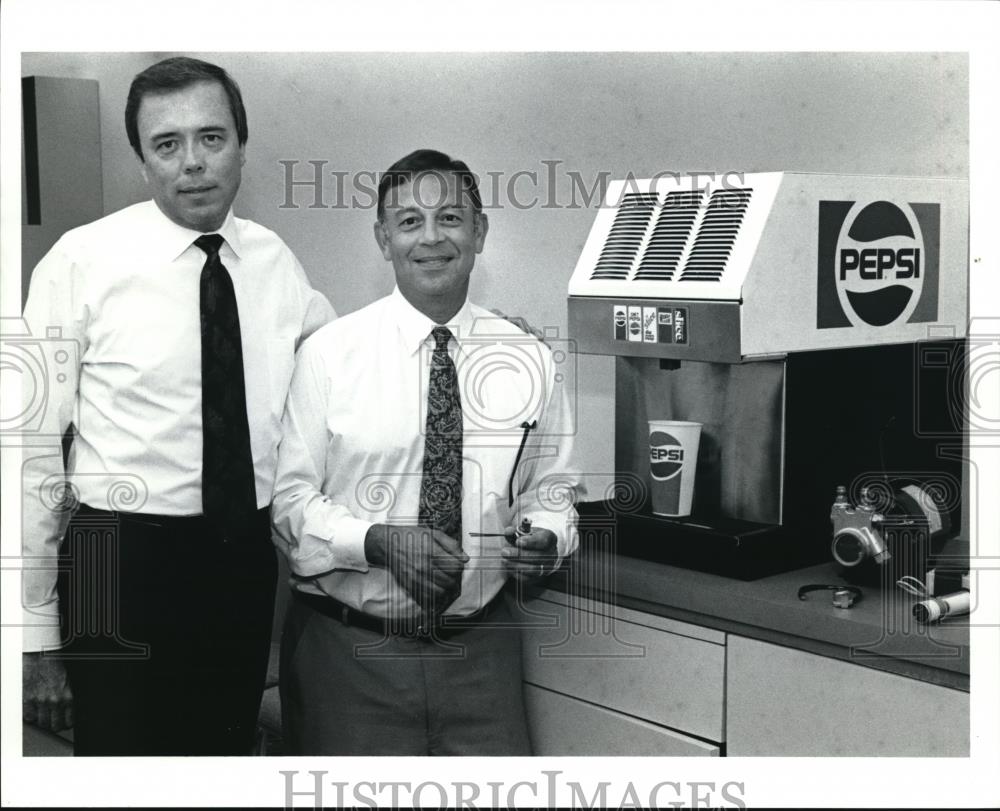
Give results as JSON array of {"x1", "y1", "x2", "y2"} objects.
[{"x1": 568, "y1": 172, "x2": 968, "y2": 579}]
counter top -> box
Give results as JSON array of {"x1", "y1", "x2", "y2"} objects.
[{"x1": 545, "y1": 540, "x2": 969, "y2": 691}]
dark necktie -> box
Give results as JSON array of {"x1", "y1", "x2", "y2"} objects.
[
  {"x1": 195, "y1": 234, "x2": 257, "y2": 538},
  {"x1": 418, "y1": 326, "x2": 464, "y2": 546}
]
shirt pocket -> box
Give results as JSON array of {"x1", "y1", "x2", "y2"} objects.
[
  {"x1": 462, "y1": 357, "x2": 544, "y2": 509},
  {"x1": 467, "y1": 423, "x2": 533, "y2": 516}
]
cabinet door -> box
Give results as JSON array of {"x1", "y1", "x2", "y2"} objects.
[
  {"x1": 525, "y1": 684, "x2": 719, "y2": 756},
  {"x1": 726, "y1": 636, "x2": 969, "y2": 756},
  {"x1": 519, "y1": 592, "x2": 726, "y2": 742}
]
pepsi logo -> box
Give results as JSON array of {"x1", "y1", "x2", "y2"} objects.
[
  {"x1": 614, "y1": 310, "x2": 626, "y2": 327},
  {"x1": 834, "y1": 200, "x2": 925, "y2": 328},
  {"x1": 628, "y1": 312, "x2": 641, "y2": 335},
  {"x1": 649, "y1": 431, "x2": 684, "y2": 480}
]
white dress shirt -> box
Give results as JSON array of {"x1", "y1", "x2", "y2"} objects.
[
  {"x1": 21, "y1": 200, "x2": 335, "y2": 650},
  {"x1": 271, "y1": 288, "x2": 580, "y2": 619}
]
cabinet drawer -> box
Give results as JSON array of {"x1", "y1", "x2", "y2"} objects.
[
  {"x1": 525, "y1": 684, "x2": 719, "y2": 756},
  {"x1": 726, "y1": 636, "x2": 970, "y2": 756},
  {"x1": 518, "y1": 592, "x2": 726, "y2": 742}
]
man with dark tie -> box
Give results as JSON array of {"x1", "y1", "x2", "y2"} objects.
[
  {"x1": 20, "y1": 57, "x2": 334, "y2": 755},
  {"x1": 271, "y1": 149, "x2": 580, "y2": 755}
]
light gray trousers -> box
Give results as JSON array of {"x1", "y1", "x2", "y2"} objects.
[{"x1": 279, "y1": 594, "x2": 531, "y2": 755}]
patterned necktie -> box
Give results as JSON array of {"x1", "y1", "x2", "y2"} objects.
[
  {"x1": 418, "y1": 326, "x2": 464, "y2": 546},
  {"x1": 195, "y1": 234, "x2": 257, "y2": 538}
]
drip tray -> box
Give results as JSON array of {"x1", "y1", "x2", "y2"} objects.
[{"x1": 576, "y1": 500, "x2": 819, "y2": 581}]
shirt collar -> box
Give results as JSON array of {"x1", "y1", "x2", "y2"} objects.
[
  {"x1": 390, "y1": 286, "x2": 475, "y2": 359},
  {"x1": 142, "y1": 200, "x2": 243, "y2": 262}
]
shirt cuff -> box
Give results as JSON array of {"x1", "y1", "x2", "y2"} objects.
[
  {"x1": 335, "y1": 516, "x2": 374, "y2": 571},
  {"x1": 288, "y1": 513, "x2": 375, "y2": 577},
  {"x1": 22, "y1": 604, "x2": 62, "y2": 653}
]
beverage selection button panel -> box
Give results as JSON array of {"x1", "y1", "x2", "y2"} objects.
[{"x1": 613, "y1": 303, "x2": 689, "y2": 345}]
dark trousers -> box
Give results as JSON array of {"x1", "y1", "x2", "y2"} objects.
[
  {"x1": 57, "y1": 504, "x2": 276, "y2": 756},
  {"x1": 279, "y1": 592, "x2": 531, "y2": 755}
]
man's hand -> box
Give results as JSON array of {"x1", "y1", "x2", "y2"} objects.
[
  {"x1": 501, "y1": 525, "x2": 559, "y2": 581},
  {"x1": 365, "y1": 524, "x2": 469, "y2": 613},
  {"x1": 23, "y1": 652, "x2": 73, "y2": 732}
]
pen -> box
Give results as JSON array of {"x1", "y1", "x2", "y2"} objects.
[{"x1": 469, "y1": 519, "x2": 532, "y2": 539}]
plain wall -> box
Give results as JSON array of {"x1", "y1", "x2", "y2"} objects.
[
  {"x1": 21, "y1": 76, "x2": 103, "y2": 306},
  {"x1": 20, "y1": 52, "x2": 969, "y2": 482}
]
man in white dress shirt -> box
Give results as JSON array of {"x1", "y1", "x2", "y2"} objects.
[
  {"x1": 20, "y1": 57, "x2": 334, "y2": 754},
  {"x1": 271, "y1": 149, "x2": 580, "y2": 754}
]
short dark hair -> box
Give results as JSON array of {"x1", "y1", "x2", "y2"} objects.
[
  {"x1": 376, "y1": 149, "x2": 483, "y2": 221},
  {"x1": 125, "y1": 57, "x2": 248, "y2": 161}
]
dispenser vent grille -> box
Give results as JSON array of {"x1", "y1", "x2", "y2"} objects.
[{"x1": 588, "y1": 186, "x2": 753, "y2": 284}]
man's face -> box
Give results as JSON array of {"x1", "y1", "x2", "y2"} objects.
[
  {"x1": 375, "y1": 171, "x2": 488, "y2": 317},
  {"x1": 135, "y1": 80, "x2": 244, "y2": 232}
]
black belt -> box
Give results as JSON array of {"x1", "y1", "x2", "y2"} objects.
[
  {"x1": 293, "y1": 588, "x2": 507, "y2": 641},
  {"x1": 74, "y1": 503, "x2": 270, "y2": 536}
]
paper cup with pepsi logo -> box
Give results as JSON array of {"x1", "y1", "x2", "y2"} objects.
[{"x1": 648, "y1": 420, "x2": 702, "y2": 518}]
